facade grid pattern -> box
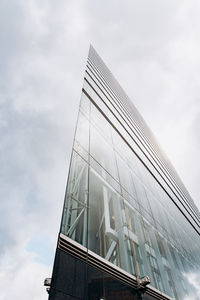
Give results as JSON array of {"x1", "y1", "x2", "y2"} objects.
[{"x1": 49, "y1": 46, "x2": 200, "y2": 300}]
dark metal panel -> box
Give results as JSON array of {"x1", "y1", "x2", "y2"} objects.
[{"x1": 55, "y1": 234, "x2": 173, "y2": 300}]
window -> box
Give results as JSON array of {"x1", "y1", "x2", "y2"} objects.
[
  {"x1": 127, "y1": 239, "x2": 143, "y2": 276},
  {"x1": 109, "y1": 198, "x2": 116, "y2": 230},
  {"x1": 168, "y1": 243, "x2": 179, "y2": 269},
  {"x1": 156, "y1": 233, "x2": 167, "y2": 258},
  {"x1": 125, "y1": 206, "x2": 135, "y2": 233},
  {"x1": 165, "y1": 267, "x2": 178, "y2": 300},
  {"x1": 148, "y1": 254, "x2": 164, "y2": 291},
  {"x1": 142, "y1": 219, "x2": 152, "y2": 247}
]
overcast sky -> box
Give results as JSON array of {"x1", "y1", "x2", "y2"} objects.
[{"x1": 0, "y1": 1, "x2": 200, "y2": 299}]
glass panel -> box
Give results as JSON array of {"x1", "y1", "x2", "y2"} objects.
[
  {"x1": 90, "y1": 123, "x2": 119, "y2": 183},
  {"x1": 88, "y1": 169, "x2": 120, "y2": 265},
  {"x1": 80, "y1": 91, "x2": 90, "y2": 116},
  {"x1": 148, "y1": 254, "x2": 164, "y2": 291},
  {"x1": 125, "y1": 206, "x2": 135, "y2": 233},
  {"x1": 61, "y1": 151, "x2": 88, "y2": 247},
  {"x1": 116, "y1": 153, "x2": 137, "y2": 199},
  {"x1": 165, "y1": 267, "x2": 178, "y2": 300},
  {"x1": 90, "y1": 101, "x2": 112, "y2": 144},
  {"x1": 74, "y1": 110, "x2": 89, "y2": 160},
  {"x1": 156, "y1": 233, "x2": 167, "y2": 259},
  {"x1": 168, "y1": 243, "x2": 180, "y2": 270}
]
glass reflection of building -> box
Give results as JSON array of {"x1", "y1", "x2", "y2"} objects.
[{"x1": 49, "y1": 46, "x2": 200, "y2": 300}]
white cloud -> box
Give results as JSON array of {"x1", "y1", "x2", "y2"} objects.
[
  {"x1": 0, "y1": 243, "x2": 51, "y2": 300},
  {"x1": 183, "y1": 272, "x2": 200, "y2": 300}
]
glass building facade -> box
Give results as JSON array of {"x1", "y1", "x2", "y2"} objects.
[{"x1": 49, "y1": 46, "x2": 200, "y2": 300}]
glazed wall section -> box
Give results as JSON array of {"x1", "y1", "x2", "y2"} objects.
[
  {"x1": 86, "y1": 48, "x2": 200, "y2": 232},
  {"x1": 60, "y1": 89, "x2": 200, "y2": 300}
]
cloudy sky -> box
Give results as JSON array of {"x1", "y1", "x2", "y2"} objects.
[{"x1": 0, "y1": 1, "x2": 200, "y2": 299}]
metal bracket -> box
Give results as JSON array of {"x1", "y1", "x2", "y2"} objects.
[{"x1": 136, "y1": 275, "x2": 150, "y2": 299}]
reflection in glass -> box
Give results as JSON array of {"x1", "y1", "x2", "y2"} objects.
[
  {"x1": 60, "y1": 93, "x2": 200, "y2": 299},
  {"x1": 61, "y1": 151, "x2": 88, "y2": 247},
  {"x1": 165, "y1": 267, "x2": 178, "y2": 300},
  {"x1": 148, "y1": 254, "x2": 164, "y2": 292}
]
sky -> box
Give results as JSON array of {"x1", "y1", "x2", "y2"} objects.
[{"x1": 0, "y1": 0, "x2": 200, "y2": 299}]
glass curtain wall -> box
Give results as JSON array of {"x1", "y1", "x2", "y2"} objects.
[{"x1": 60, "y1": 89, "x2": 200, "y2": 300}]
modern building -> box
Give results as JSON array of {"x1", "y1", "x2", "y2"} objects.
[{"x1": 48, "y1": 46, "x2": 200, "y2": 300}]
